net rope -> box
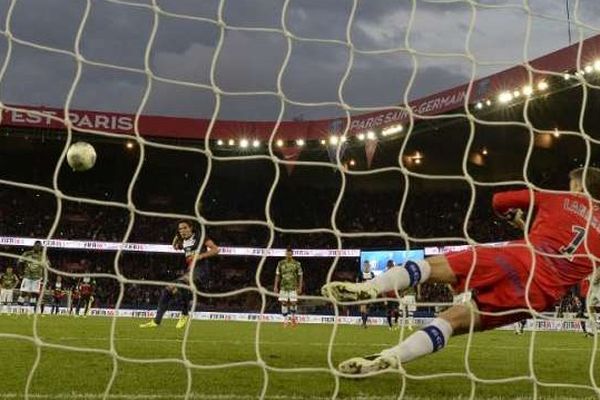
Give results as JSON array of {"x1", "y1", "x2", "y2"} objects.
[{"x1": 0, "y1": 0, "x2": 598, "y2": 399}]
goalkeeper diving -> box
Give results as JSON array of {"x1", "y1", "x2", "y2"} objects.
[{"x1": 322, "y1": 168, "x2": 600, "y2": 375}]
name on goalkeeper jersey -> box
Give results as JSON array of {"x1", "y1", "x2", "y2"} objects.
[
  {"x1": 563, "y1": 198, "x2": 600, "y2": 234},
  {"x1": 349, "y1": 91, "x2": 466, "y2": 131}
]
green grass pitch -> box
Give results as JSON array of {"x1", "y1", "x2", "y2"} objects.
[{"x1": 0, "y1": 315, "x2": 599, "y2": 399}]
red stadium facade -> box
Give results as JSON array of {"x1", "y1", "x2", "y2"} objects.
[{"x1": 2, "y1": 34, "x2": 600, "y2": 142}]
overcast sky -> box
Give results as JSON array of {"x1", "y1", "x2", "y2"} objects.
[{"x1": 0, "y1": 0, "x2": 598, "y2": 120}]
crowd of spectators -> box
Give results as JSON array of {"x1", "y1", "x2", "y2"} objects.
[{"x1": 0, "y1": 173, "x2": 551, "y2": 316}]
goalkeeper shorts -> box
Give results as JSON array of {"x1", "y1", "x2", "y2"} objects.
[{"x1": 446, "y1": 244, "x2": 552, "y2": 330}]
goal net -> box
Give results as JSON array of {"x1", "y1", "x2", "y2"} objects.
[{"x1": 0, "y1": 0, "x2": 599, "y2": 399}]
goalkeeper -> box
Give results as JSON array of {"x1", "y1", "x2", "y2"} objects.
[
  {"x1": 322, "y1": 168, "x2": 600, "y2": 374},
  {"x1": 141, "y1": 220, "x2": 219, "y2": 329}
]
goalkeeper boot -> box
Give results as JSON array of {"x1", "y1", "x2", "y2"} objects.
[
  {"x1": 139, "y1": 320, "x2": 159, "y2": 328},
  {"x1": 338, "y1": 353, "x2": 398, "y2": 375},
  {"x1": 176, "y1": 315, "x2": 189, "y2": 329},
  {"x1": 321, "y1": 282, "x2": 378, "y2": 302}
]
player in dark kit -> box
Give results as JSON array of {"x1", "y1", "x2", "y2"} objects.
[
  {"x1": 140, "y1": 220, "x2": 219, "y2": 329},
  {"x1": 323, "y1": 167, "x2": 600, "y2": 374},
  {"x1": 358, "y1": 260, "x2": 375, "y2": 328},
  {"x1": 576, "y1": 275, "x2": 599, "y2": 337},
  {"x1": 76, "y1": 277, "x2": 96, "y2": 316},
  {"x1": 50, "y1": 276, "x2": 65, "y2": 315},
  {"x1": 384, "y1": 260, "x2": 400, "y2": 330},
  {"x1": 69, "y1": 285, "x2": 80, "y2": 316}
]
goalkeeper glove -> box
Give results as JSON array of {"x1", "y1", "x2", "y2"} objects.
[{"x1": 499, "y1": 208, "x2": 526, "y2": 230}]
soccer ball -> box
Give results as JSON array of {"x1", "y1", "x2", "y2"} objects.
[{"x1": 66, "y1": 141, "x2": 97, "y2": 171}]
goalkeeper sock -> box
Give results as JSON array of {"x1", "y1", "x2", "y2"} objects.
[
  {"x1": 381, "y1": 318, "x2": 453, "y2": 363},
  {"x1": 372, "y1": 260, "x2": 431, "y2": 294},
  {"x1": 281, "y1": 304, "x2": 288, "y2": 317},
  {"x1": 289, "y1": 304, "x2": 297, "y2": 315},
  {"x1": 154, "y1": 289, "x2": 174, "y2": 324}
]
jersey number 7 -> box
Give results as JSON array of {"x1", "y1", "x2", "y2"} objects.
[{"x1": 559, "y1": 225, "x2": 586, "y2": 261}]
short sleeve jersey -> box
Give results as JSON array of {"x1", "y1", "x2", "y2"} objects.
[
  {"x1": 21, "y1": 250, "x2": 48, "y2": 280},
  {"x1": 358, "y1": 269, "x2": 375, "y2": 282},
  {"x1": 0, "y1": 272, "x2": 18, "y2": 289},
  {"x1": 276, "y1": 259, "x2": 302, "y2": 291}
]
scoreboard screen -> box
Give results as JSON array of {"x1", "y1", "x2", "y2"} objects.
[{"x1": 359, "y1": 249, "x2": 424, "y2": 276}]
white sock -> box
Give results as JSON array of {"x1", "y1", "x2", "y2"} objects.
[
  {"x1": 381, "y1": 318, "x2": 453, "y2": 363},
  {"x1": 281, "y1": 305, "x2": 288, "y2": 316},
  {"x1": 371, "y1": 260, "x2": 431, "y2": 294}
]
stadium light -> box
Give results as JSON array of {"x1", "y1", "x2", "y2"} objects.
[
  {"x1": 498, "y1": 91, "x2": 513, "y2": 104},
  {"x1": 126, "y1": 141, "x2": 134, "y2": 149},
  {"x1": 482, "y1": 147, "x2": 488, "y2": 155},
  {"x1": 553, "y1": 128, "x2": 560, "y2": 138},
  {"x1": 513, "y1": 90, "x2": 521, "y2": 98},
  {"x1": 522, "y1": 85, "x2": 533, "y2": 96},
  {"x1": 382, "y1": 125, "x2": 402, "y2": 136},
  {"x1": 564, "y1": 73, "x2": 571, "y2": 80},
  {"x1": 537, "y1": 81, "x2": 549, "y2": 91},
  {"x1": 329, "y1": 135, "x2": 339, "y2": 145},
  {"x1": 296, "y1": 138, "x2": 305, "y2": 147},
  {"x1": 410, "y1": 151, "x2": 423, "y2": 165},
  {"x1": 585, "y1": 65, "x2": 593, "y2": 74},
  {"x1": 320, "y1": 139, "x2": 326, "y2": 145},
  {"x1": 252, "y1": 139, "x2": 260, "y2": 148},
  {"x1": 349, "y1": 159, "x2": 356, "y2": 167},
  {"x1": 216, "y1": 139, "x2": 224, "y2": 146},
  {"x1": 485, "y1": 99, "x2": 492, "y2": 106},
  {"x1": 341, "y1": 136, "x2": 347, "y2": 143},
  {"x1": 475, "y1": 102, "x2": 483, "y2": 110},
  {"x1": 357, "y1": 133, "x2": 366, "y2": 141},
  {"x1": 239, "y1": 139, "x2": 249, "y2": 148},
  {"x1": 228, "y1": 139, "x2": 235, "y2": 146},
  {"x1": 366, "y1": 130, "x2": 376, "y2": 140},
  {"x1": 276, "y1": 139, "x2": 284, "y2": 147},
  {"x1": 595, "y1": 60, "x2": 600, "y2": 71}
]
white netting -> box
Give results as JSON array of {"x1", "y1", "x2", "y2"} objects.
[{"x1": 1, "y1": 0, "x2": 600, "y2": 399}]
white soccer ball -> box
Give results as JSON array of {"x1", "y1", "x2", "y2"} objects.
[{"x1": 66, "y1": 141, "x2": 97, "y2": 171}]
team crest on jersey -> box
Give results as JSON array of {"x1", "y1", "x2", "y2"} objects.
[{"x1": 183, "y1": 236, "x2": 200, "y2": 258}]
